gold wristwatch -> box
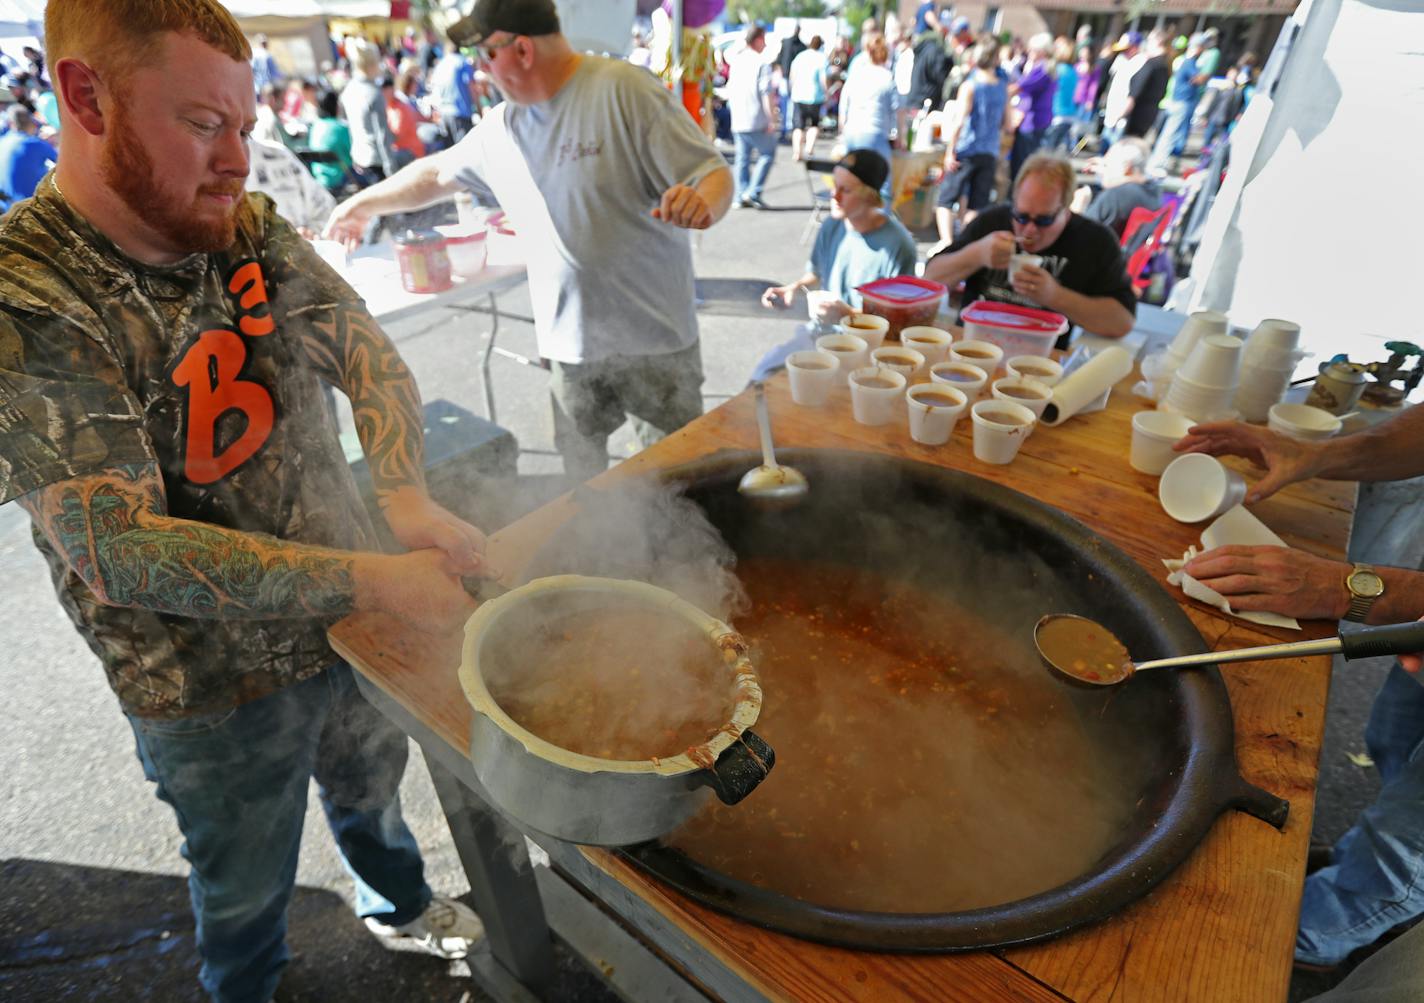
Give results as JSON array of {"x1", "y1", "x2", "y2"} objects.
[{"x1": 1344, "y1": 563, "x2": 1385, "y2": 623}]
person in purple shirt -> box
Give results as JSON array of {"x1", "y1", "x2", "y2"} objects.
[
  {"x1": 0, "y1": 105, "x2": 56, "y2": 209},
  {"x1": 1009, "y1": 33, "x2": 1056, "y2": 183}
]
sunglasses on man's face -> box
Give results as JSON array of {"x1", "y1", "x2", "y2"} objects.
[
  {"x1": 1010, "y1": 208, "x2": 1062, "y2": 228},
  {"x1": 479, "y1": 35, "x2": 520, "y2": 61}
]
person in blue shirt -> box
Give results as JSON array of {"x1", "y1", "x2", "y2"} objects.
[
  {"x1": 1149, "y1": 33, "x2": 1208, "y2": 171},
  {"x1": 0, "y1": 105, "x2": 56, "y2": 209},
  {"x1": 429, "y1": 49, "x2": 476, "y2": 144},
  {"x1": 753, "y1": 149, "x2": 918, "y2": 379}
]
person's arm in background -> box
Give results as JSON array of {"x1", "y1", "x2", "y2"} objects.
[
  {"x1": 761, "y1": 269, "x2": 819, "y2": 309},
  {"x1": 1010, "y1": 265, "x2": 1134, "y2": 336},
  {"x1": 324, "y1": 140, "x2": 471, "y2": 247},
  {"x1": 924, "y1": 227, "x2": 1014, "y2": 288},
  {"x1": 761, "y1": 63, "x2": 777, "y2": 133},
  {"x1": 941, "y1": 80, "x2": 973, "y2": 172}
]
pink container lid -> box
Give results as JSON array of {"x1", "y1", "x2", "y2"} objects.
[
  {"x1": 960, "y1": 300, "x2": 1068, "y2": 334},
  {"x1": 856, "y1": 275, "x2": 946, "y2": 306},
  {"x1": 436, "y1": 224, "x2": 487, "y2": 245}
]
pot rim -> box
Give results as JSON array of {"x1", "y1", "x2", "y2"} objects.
[{"x1": 458, "y1": 574, "x2": 762, "y2": 777}]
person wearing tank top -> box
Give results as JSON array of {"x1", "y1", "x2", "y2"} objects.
[{"x1": 935, "y1": 37, "x2": 1008, "y2": 245}]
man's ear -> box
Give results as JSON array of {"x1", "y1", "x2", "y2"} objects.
[{"x1": 53, "y1": 57, "x2": 106, "y2": 137}]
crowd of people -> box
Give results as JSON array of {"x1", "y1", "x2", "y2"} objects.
[{"x1": 0, "y1": 3, "x2": 1418, "y2": 1003}]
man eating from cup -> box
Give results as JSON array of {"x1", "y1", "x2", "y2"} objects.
[{"x1": 924, "y1": 151, "x2": 1136, "y2": 341}]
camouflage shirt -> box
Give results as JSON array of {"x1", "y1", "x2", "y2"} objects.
[{"x1": 0, "y1": 177, "x2": 378, "y2": 718}]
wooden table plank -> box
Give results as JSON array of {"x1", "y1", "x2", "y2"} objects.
[{"x1": 331, "y1": 363, "x2": 1354, "y2": 1003}]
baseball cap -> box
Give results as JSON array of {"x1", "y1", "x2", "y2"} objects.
[
  {"x1": 447, "y1": 0, "x2": 561, "y2": 49},
  {"x1": 835, "y1": 149, "x2": 889, "y2": 193},
  {"x1": 951, "y1": 16, "x2": 971, "y2": 34}
]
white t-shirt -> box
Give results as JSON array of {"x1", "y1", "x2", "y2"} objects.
[
  {"x1": 246, "y1": 138, "x2": 336, "y2": 233},
  {"x1": 1104, "y1": 52, "x2": 1147, "y2": 125},
  {"x1": 445, "y1": 57, "x2": 726, "y2": 364},
  {"x1": 728, "y1": 47, "x2": 772, "y2": 133}
]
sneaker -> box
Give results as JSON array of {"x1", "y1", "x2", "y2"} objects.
[
  {"x1": 736, "y1": 196, "x2": 753, "y2": 209},
  {"x1": 746, "y1": 195, "x2": 770, "y2": 210},
  {"x1": 364, "y1": 895, "x2": 486, "y2": 959}
]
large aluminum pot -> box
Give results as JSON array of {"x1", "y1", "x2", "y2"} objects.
[{"x1": 458, "y1": 575, "x2": 775, "y2": 846}]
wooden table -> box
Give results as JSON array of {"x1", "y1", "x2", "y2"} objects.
[{"x1": 331, "y1": 359, "x2": 1355, "y2": 1003}]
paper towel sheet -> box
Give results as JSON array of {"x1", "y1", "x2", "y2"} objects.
[{"x1": 1161, "y1": 505, "x2": 1302, "y2": 631}]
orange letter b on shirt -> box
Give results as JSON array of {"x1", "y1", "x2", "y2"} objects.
[{"x1": 172, "y1": 329, "x2": 276, "y2": 485}]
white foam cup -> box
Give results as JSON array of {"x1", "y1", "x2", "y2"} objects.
[
  {"x1": 1008, "y1": 252, "x2": 1044, "y2": 283},
  {"x1": 1167, "y1": 310, "x2": 1229, "y2": 362},
  {"x1": 949, "y1": 339, "x2": 1005, "y2": 379},
  {"x1": 815, "y1": 333, "x2": 870, "y2": 385},
  {"x1": 929, "y1": 361, "x2": 989, "y2": 399},
  {"x1": 1158, "y1": 453, "x2": 1248, "y2": 523},
  {"x1": 1130, "y1": 410, "x2": 1195, "y2": 475},
  {"x1": 785, "y1": 350, "x2": 840, "y2": 406},
  {"x1": 806, "y1": 289, "x2": 837, "y2": 323},
  {"x1": 1248, "y1": 318, "x2": 1301, "y2": 353},
  {"x1": 906, "y1": 383, "x2": 968, "y2": 445},
  {"x1": 1268, "y1": 402, "x2": 1342, "y2": 441},
  {"x1": 839, "y1": 313, "x2": 889, "y2": 351},
  {"x1": 1006, "y1": 354, "x2": 1064, "y2": 387},
  {"x1": 971, "y1": 399, "x2": 1036, "y2": 464},
  {"x1": 991, "y1": 377, "x2": 1054, "y2": 420},
  {"x1": 848, "y1": 366, "x2": 907, "y2": 425},
  {"x1": 1177, "y1": 334, "x2": 1244, "y2": 389},
  {"x1": 871, "y1": 345, "x2": 926, "y2": 380},
  {"x1": 900, "y1": 327, "x2": 954, "y2": 366}
]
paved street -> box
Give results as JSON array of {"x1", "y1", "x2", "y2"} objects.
[{"x1": 0, "y1": 149, "x2": 1407, "y2": 1002}]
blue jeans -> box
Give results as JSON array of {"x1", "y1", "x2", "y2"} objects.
[
  {"x1": 128, "y1": 663, "x2": 431, "y2": 1003},
  {"x1": 1298, "y1": 663, "x2": 1424, "y2": 966},
  {"x1": 733, "y1": 130, "x2": 777, "y2": 201},
  {"x1": 1010, "y1": 127, "x2": 1046, "y2": 184},
  {"x1": 1150, "y1": 100, "x2": 1193, "y2": 169}
]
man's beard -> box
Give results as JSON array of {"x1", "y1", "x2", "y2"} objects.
[{"x1": 100, "y1": 103, "x2": 243, "y2": 254}]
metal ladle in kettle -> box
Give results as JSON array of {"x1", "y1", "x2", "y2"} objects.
[
  {"x1": 1035, "y1": 614, "x2": 1424, "y2": 687},
  {"x1": 738, "y1": 382, "x2": 808, "y2": 510}
]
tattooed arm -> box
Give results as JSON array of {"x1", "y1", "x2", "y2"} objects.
[
  {"x1": 299, "y1": 302, "x2": 489, "y2": 574},
  {"x1": 18, "y1": 462, "x2": 475, "y2": 631}
]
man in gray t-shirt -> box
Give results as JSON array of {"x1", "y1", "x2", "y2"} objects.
[{"x1": 327, "y1": 0, "x2": 733, "y2": 481}]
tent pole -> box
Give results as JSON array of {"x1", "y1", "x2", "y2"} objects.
[{"x1": 672, "y1": 0, "x2": 683, "y2": 72}]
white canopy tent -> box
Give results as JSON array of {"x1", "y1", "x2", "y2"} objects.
[{"x1": 1182, "y1": 0, "x2": 1423, "y2": 385}]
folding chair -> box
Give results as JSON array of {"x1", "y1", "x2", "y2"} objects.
[
  {"x1": 801, "y1": 157, "x2": 838, "y2": 245},
  {"x1": 1121, "y1": 201, "x2": 1177, "y2": 299}
]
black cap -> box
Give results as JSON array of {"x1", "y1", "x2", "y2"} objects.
[
  {"x1": 447, "y1": 0, "x2": 561, "y2": 49},
  {"x1": 835, "y1": 149, "x2": 889, "y2": 193}
]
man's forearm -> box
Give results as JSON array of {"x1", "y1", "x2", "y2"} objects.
[
  {"x1": 695, "y1": 165, "x2": 735, "y2": 224},
  {"x1": 1049, "y1": 286, "x2": 1134, "y2": 337},
  {"x1": 301, "y1": 305, "x2": 426, "y2": 502},
  {"x1": 1315, "y1": 404, "x2": 1424, "y2": 484},
  {"x1": 355, "y1": 154, "x2": 457, "y2": 217},
  {"x1": 19, "y1": 464, "x2": 385, "y2": 619},
  {"x1": 923, "y1": 246, "x2": 982, "y2": 289}
]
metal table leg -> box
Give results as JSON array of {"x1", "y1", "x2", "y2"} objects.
[
  {"x1": 479, "y1": 291, "x2": 500, "y2": 425},
  {"x1": 426, "y1": 756, "x2": 557, "y2": 998},
  {"x1": 349, "y1": 672, "x2": 557, "y2": 1000}
]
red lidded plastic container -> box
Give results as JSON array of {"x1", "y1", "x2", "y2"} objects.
[
  {"x1": 855, "y1": 276, "x2": 947, "y2": 339},
  {"x1": 959, "y1": 300, "x2": 1069, "y2": 358}
]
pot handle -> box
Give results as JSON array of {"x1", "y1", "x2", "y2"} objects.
[
  {"x1": 699, "y1": 730, "x2": 776, "y2": 806},
  {"x1": 1221, "y1": 771, "x2": 1290, "y2": 830}
]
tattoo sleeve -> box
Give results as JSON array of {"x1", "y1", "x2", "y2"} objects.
[
  {"x1": 19, "y1": 463, "x2": 359, "y2": 619},
  {"x1": 300, "y1": 304, "x2": 427, "y2": 504}
]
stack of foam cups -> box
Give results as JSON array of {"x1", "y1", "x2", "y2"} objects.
[
  {"x1": 1234, "y1": 319, "x2": 1303, "y2": 423},
  {"x1": 1159, "y1": 311, "x2": 1228, "y2": 381},
  {"x1": 1163, "y1": 333, "x2": 1243, "y2": 422}
]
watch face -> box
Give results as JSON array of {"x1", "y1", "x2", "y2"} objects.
[{"x1": 1350, "y1": 570, "x2": 1385, "y2": 598}]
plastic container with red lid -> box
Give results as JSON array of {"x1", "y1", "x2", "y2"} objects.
[
  {"x1": 960, "y1": 300, "x2": 1069, "y2": 358},
  {"x1": 855, "y1": 276, "x2": 947, "y2": 339}
]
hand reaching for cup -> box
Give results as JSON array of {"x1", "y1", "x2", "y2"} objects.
[
  {"x1": 761, "y1": 284, "x2": 797, "y2": 310},
  {"x1": 1173, "y1": 421, "x2": 1328, "y2": 504}
]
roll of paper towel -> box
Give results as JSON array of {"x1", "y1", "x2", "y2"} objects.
[{"x1": 1040, "y1": 347, "x2": 1133, "y2": 426}]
